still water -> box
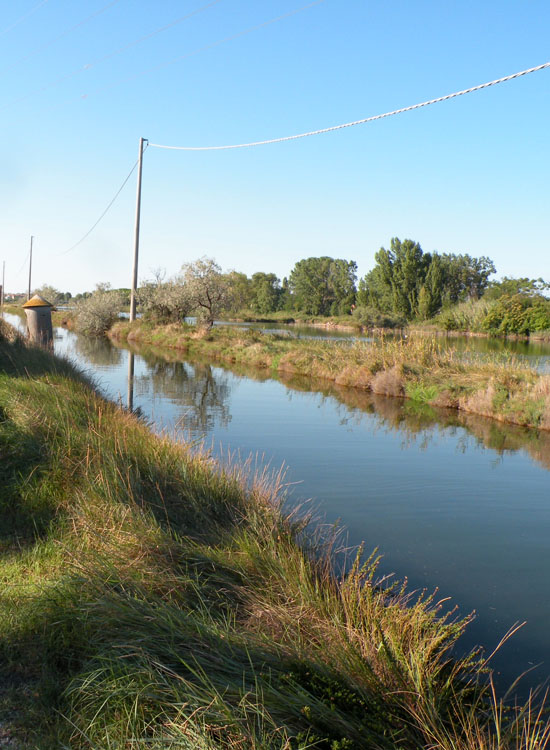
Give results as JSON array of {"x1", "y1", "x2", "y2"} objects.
[{"x1": 6, "y1": 315, "x2": 550, "y2": 692}]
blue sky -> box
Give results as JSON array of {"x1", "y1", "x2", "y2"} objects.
[{"x1": 1, "y1": 0, "x2": 549, "y2": 294}]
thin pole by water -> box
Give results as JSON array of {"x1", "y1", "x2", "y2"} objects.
[
  {"x1": 129, "y1": 137, "x2": 147, "y2": 322},
  {"x1": 127, "y1": 351, "x2": 135, "y2": 412},
  {"x1": 1, "y1": 260, "x2": 4, "y2": 312},
  {"x1": 27, "y1": 236, "x2": 34, "y2": 301}
]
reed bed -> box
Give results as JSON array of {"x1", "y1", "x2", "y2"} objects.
[
  {"x1": 1, "y1": 323, "x2": 549, "y2": 748},
  {"x1": 111, "y1": 321, "x2": 550, "y2": 432}
]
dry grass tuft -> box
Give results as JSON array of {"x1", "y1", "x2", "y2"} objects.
[{"x1": 370, "y1": 365, "x2": 405, "y2": 397}]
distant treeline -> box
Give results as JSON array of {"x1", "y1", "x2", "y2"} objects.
[{"x1": 32, "y1": 238, "x2": 550, "y2": 335}]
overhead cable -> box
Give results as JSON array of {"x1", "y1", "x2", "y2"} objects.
[
  {"x1": 0, "y1": 0, "x2": 50, "y2": 39},
  {"x1": 3, "y1": 0, "x2": 224, "y2": 111},
  {"x1": 0, "y1": 0, "x2": 123, "y2": 76},
  {"x1": 59, "y1": 145, "x2": 148, "y2": 256},
  {"x1": 149, "y1": 61, "x2": 550, "y2": 151},
  {"x1": 81, "y1": 0, "x2": 326, "y2": 99}
]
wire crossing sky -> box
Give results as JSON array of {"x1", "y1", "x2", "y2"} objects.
[
  {"x1": 1, "y1": 0, "x2": 549, "y2": 294},
  {"x1": 149, "y1": 61, "x2": 550, "y2": 150}
]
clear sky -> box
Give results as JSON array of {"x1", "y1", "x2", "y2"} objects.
[{"x1": 1, "y1": 0, "x2": 549, "y2": 294}]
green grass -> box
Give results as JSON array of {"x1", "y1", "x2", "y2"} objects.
[{"x1": 1, "y1": 318, "x2": 549, "y2": 748}]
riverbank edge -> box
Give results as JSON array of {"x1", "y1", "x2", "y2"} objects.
[
  {"x1": 3, "y1": 319, "x2": 550, "y2": 748},
  {"x1": 110, "y1": 319, "x2": 550, "y2": 433}
]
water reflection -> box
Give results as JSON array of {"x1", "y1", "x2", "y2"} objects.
[
  {"x1": 121, "y1": 337, "x2": 550, "y2": 476},
  {"x1": 72, "y1": 333, "x2": 123, "y2": 367},
  {"x1": 134, "y1": 355, "x2": 232, "y2": 434}
]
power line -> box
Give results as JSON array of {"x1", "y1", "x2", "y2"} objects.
[
  {"x1": 58, "y1": 145, "x2": 148, "y2": 256},
  {"x1": 149, "y1": 60, "x2": 550, "y2": 151},
  {"x1": 2, "y1": 0, "x2": 224, "y2": 111},
  {"x1": 0, "y1": 0, "x2": 50, "y2": 39},
  {"x1": 81, "y1": 0, "x2": 327, "y2": 99},
  {"x1": 0, "y1": 0, "x2": 123, "y2": 76},
  {"x1": 15, "y1": 251, "x2": 30, "y2": 279}
]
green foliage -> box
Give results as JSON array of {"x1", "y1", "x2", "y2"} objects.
[
  {"x1": 434, "y1": 298, "x2": 497, "y2": 331},
  {"x1": 32, "y1": 284, "x2": 64, "y2": 306},
  {"x1": 289, "y1": 257, "x2": 357, "y2": 316},
  {"x1": 251, "y1": 272, "x2": 282, "y2": 314},
  {"x1": 359, "y1": 238, "x2": 496, "y2": 321},
  {"x1": 138, "y1": 271, "x2": 192, "y2": 323},
  {"x1": 351, "y1": 305, "x2": 406, "y2": 328},
  {"x1": 182, "y1": 257, "x2": 233, "y2": 329},
  {"x1": 74, "y1": 284, "x2": 125, "y2": 336},
  {"x1": 225, "y1": 270, "x2": 254, "y2": 312},
  {"x1": 485, "y1": 276, "x2": 550, "y2": 300},
  {"x1": 482, "y1": 294, "x2": 550, "y2": 335}
]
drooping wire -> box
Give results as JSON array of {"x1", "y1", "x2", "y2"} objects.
[
  {"x1": 148, "y1": 60, "x2": 550, "y2": 151},
  {"x1": 81, "y1": 0, "x2": 326, "y2": 99},
  {"x1": 0, "y1": 0, "x2": 123, "y2": 76},
  {"x1": 0, "y1": 0, "x2": 50, "y2": 39},
  {"x1": 14, "y1": 251, "x2": 31, "y2": 281},
  {"x1": 2, "y1": 0, "x2": 224, "y2": 111},
  {"x1": 58, "y1": 144, "x2": 149, "y2": 256}
]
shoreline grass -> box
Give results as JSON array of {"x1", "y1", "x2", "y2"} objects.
[
  {"x1": 110, "y1": 319, "x2": 550, "y2": 433},
  {"x1": 2, "y1": 318, "x2": 549, "y2": 747}
]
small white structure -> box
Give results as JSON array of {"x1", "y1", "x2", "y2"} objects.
[{"x1": 23, "y1": 294, "x2": 54, "y2": 347}]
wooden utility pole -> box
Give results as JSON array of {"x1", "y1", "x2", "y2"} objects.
[
  {"x1": 129, "y1": 137, "x2": 147, "y2": 322},
  {"x1": 27, "y1": 236, "x2": 34, "y2": 301}
]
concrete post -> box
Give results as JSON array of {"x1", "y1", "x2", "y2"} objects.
[{"x1": 22, "y1": 294, "x2": 54, "y2": 348}]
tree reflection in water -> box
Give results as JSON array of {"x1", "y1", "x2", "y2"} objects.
[
  {"x1": 73, "y1": 334, "x2": 123, "y2": 367},
  {"x1": 136, "y1": 358, "x2": 231, "y2": 434}
]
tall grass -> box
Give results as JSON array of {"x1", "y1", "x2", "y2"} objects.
[
  {"x1": 1, "y1": 323, "x2": 549, "y2": 748},
  {"x1": 110, "y1": 320, "x2": 550, "y2": 432}
]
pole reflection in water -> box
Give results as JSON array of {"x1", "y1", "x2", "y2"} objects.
[{"x1": 127, "y1": 351, "x2": 135, "y2": 412}]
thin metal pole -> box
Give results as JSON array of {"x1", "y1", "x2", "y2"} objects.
[
  {"x1": 129, "y1": 137, "x2": 147, "y2": 322},
  {"x1": 1, "y1": 260, "x2": 5, "y2": 312},
  {"x1": 27, "y1": 236, "x2": 34, "y2": 300}
]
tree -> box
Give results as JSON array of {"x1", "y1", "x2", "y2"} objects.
[
  {"x1": 289, "y1": 257, "x2": 357, "y2": 316},
  {"x1": 250, "y1": 272, "x2": 281, "y2": 314},
  {"x1": 484, "y1": 276, "x2": 550, "y2": 300},
  {"x1": 182, "y1": 257, "x2": 232, "y2": 330},
  {"x1": 138, "y1": 269, "x2": 192, "y2": 323},
  {"x1": 357, "y1": 239, "x2": 428, "y2": 319},
  {"x1": 33, "y1": 284, "x2": 63, "y2": 305},
  {"x1": 225, "y1": 271, "x2": 253, "y2": 313},
  {"x1": 358, "y1": 239, "x2": 496, "y2": 320},
  {"x1": 440, "y1": 253, "x2": 496, "y2": 303}
]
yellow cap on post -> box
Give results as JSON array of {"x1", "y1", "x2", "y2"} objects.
[{"x1": 23, "y1": 294, "x2": 54, "y2": 308}]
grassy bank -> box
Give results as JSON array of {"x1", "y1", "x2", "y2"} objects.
[
  {"x1": 2, "y1": 318, "x2": 549, "y2": 748},
  {"x1": 111, "y1": 320, "x2": 550, "y2": 432}
]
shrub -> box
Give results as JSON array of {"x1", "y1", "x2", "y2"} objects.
[
  {"x1": 482, "y1": 294, "x2": 550, "y2": 335},
  {"x1": 352, "y1": 305, "x2": 406, "y2": 329},
  {"x1": 75, "y1": 285, "x2": 125, "y2": 336},
  {"x1": 137, "y1": 277, "x2": 192, "y2": 323}
]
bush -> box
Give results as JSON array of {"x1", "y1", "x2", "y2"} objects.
[
  {"x1": 137, "y1": 277, "x2": 191, "y2": 323},
  {"x1": 433, "y1": 298, "x2": 496, "y2": 331},
  {"x1": 75, "y1": 285, "x2": 125, "y2": 336},
  {"x1": 482, "y1": 294, "x2": 550, "y2": 335},
  {"x1": 352, "y1": 306, "x2": 406, "y2": 329}
]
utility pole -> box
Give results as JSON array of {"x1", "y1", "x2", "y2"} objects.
[
  {"x1": 1, "y1": 260, "x2": 4, "y2": 312},
  {"x1": 27, "y1": 235, "x2": 34, "y2": 301},
  {"x1": 129, "y1": 137, "x2": 147, "y2": 322}
]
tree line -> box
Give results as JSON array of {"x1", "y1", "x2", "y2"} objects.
[{"x1": 35, "y1": 237, "x2": 550, "y2": 335}]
